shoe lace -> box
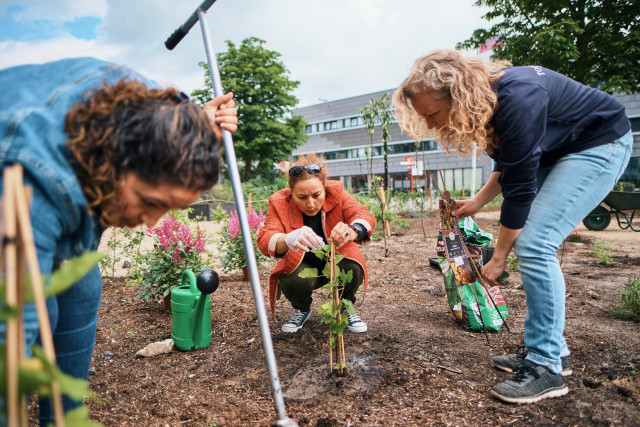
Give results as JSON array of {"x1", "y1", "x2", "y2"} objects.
[
  {"x1": 287, "y1": 311, "x2": 307, "y2": 324},
  {"x1": 515, "y1": 346, "x2": 528, "y2": 359},
  {"x1": 347, "y1": 313, "x2": 362, "y2": 324},
  {"x1": 510, "y1": 363, "x2": 540, "y2": 384}
]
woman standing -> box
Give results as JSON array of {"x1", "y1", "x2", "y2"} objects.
[
  {"x1": 0, "y1": 57, "x2": 237, "y2": 423},
  {"x1": 392, "y1": 49, "x2": 631, "y2": 403},
  {"x1": 257, "y1": 155, "x2": 376, "y2": 333}
]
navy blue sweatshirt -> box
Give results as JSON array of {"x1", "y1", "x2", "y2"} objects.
[{"x1": 490, "y1": 66, "x2": 630, "y2": 229}]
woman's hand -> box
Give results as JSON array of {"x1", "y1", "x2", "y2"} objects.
[
  {"x1": 203, "y1": 92, "x2": 238, "y2": 141},
  {"x1": 481, "y1": 258, "x2": 507, "y2": 287},
  {"x1": 328, "y1": 222, "x2": 356, "y2": 249},
  {"x1": 284, "y1": 226, "x2": 325, "y2": 252},
  {"x1": 452, "y1": 198, "x2": 482, "y2": 219}
]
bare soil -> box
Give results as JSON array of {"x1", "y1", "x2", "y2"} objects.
[{"x1": 33, "y1": 211, "x2": 640, "y2": 426}]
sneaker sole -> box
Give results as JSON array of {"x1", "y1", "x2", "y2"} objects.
[
  {"x1": 492, "y1": 361, "x2": 573, "y2": 377},
  {"x1": 346, "y1": 325, "x2": 368, "y2": 333},
  {"x1": 281, "y1": 325, "x2": 304, "y2": 333},
  {"x1": 490, "y1": 385, "x2": 569, "y2": 404}
]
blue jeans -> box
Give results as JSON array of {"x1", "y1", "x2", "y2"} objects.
[
  {"x1": 34, "y1": 265, "x2": 103, "y2": 425},
  {"x1": 513, "y1": 132, "x2": 632, "y2": 374}
]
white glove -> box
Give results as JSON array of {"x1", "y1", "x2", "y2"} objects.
[{"x1": 285, "y1": 226, "x2": 325, "y2": 252}]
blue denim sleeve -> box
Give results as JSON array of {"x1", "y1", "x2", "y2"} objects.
[{"x1": 494, "y1": 80, "x2": 548, "y2": 229}]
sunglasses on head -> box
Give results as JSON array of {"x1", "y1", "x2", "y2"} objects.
[{"x1": 288, "y1": 163, "x2": 322, "y2": 177}]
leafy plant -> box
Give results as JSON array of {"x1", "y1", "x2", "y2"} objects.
[
  {"x1": 99, "y1": 228, "x2": 121, "y2": 277},
  {"x1": 591, "y1": 239, "x2": 613, "y2": 265},
  {"x1": 457, "y1": 0, "x2": 640, "y2": 94},
  {"x1": 209, "y1": 204, "x2": 228, "y2": 223},
  {"x1": 1, "y1": 253, "x2": 104, "y2": 425},
  {"x1": 191, "y1": 37, "x2": 307, "y2": 180},
  {"x1": 219, "y1": 207, "x2": 267, "y2": 273},
  {"x1": 299, "y1": 244, "x2": 354, "y2": 376},
  {"x1": 506, "y1": 256, "x2": 519, "y2": 270},
  {"x1": 567, "y1": 232, "x2": 584, "y2": 243},
  {"x1": 610, "y1": 278, "x2": 640, "y2": 320},
  {"x1": 134, "y1": 214, "x2": 208, "y2": 302},
  {"x1": 360, "y1": 93, "x2": 394, "y2": 255}
]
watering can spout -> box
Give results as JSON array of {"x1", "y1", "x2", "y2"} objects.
[{"x1": 170, "y1": 269, "x2": 217, "y2": 351}]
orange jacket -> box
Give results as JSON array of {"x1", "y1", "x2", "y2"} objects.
[{"x1": 257, "y1": 180, "x2": 376, "y2": 317}]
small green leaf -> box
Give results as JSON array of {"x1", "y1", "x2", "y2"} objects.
[
  {"x1": 342, "y1": 299, "x2": 355, "y2": 314},
  {"x1": 298, "y1": 268, "x2": 319, "y2": 278},
  {"x1": 48, "y1": 252, "x2": 105, "y2": 297}
]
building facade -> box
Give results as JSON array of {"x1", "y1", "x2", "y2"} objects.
[{"x1": 292, "y1": 90, "x2": 640, "y2": 193}]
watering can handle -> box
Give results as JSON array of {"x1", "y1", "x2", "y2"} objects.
[{"x1": 181, "y1": 270, "x2": 198, "y2": 294}]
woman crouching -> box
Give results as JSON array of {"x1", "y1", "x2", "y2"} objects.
[{"x1": 257, "y1": 155, "x2": 376, "y2": 333}]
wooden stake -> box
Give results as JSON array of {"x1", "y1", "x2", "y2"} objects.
[
  {"x1": 3, "y1": 165, "x2": 65, "y2": 426},
  {"x1": 4, "y1": 167, "x2": 21, "y2": 427}
]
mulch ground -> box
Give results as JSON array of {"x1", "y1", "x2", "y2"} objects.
[{"x1": 29, "y1": 213, "x2": 640, "y2": 426}]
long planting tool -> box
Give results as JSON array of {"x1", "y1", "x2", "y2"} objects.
[{"x1": 164, "y1": 2, "x2": 296, "y2": 426}]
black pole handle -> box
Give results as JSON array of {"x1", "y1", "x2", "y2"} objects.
[
  {"x1": 164, "y1": 0, "x2": 217, "y2": 50},
  {"x1": 165, "y1": 27, "x2": 188, "y2": 50}
]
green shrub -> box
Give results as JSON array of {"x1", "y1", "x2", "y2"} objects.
[
  {"x1": 610, "y1": 278, "x2": 640, "y2": 320},
  {"x1": 591, "y1": 239, "x2": 613, "y2": 265},
  {"x1": 506, "y1": 256, "x2": 519, "y2": 270}
]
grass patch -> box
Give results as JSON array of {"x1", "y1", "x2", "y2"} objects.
[
  {"x1": 591, "y1": 239, "x2": 613, "y2": 265},
  {"x1": 610, "y1": 278, "x2": 640, "y2": 320}
]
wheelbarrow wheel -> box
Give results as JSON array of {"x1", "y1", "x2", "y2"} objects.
[{"x1": 582, "y1": 205, "x2": 611, "y2": 231}]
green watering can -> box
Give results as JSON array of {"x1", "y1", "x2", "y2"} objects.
[{"x1": 171, "y1": 269, "x2": 219, "y2": 351}]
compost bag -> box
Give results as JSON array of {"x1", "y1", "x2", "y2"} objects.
[{"x1": 436, "y1": 199, "x2": 508, "y2": 332}]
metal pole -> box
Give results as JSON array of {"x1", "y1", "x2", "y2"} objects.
[{"x1": 165, "y1": 2, "x2": 296, "y2": 426}]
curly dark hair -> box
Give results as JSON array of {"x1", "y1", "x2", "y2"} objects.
[{"x1": 65, "y1": 78, "x2": 220, "y2": 225}]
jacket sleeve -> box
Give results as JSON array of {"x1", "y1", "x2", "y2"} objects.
[
  {"x1": 493, "y1": 80, "x2": 547, "y2": 229},
  {"x1": 256, "y1": 194, "x2": 288, "y2": 258}
]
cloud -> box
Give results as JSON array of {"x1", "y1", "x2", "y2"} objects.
[
  {"x1": 4, "y1": 0, "x2": 107, "y2": 22},
  {"x1": 0, "y1": 0, "x2": 491, "y2": 106}
]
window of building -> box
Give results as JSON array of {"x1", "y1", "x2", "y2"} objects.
[{"x1": 350, "y1": 117, "x2": 359, "y2": 127}]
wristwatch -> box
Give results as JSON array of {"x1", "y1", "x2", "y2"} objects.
[{"x1": 349, "y1": 223, "x2": 367, "y2": 242}]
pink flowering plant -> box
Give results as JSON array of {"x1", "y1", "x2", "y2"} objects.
[
  {"x1": 136, "y1": 213, "x2": 208, "y2": 302},
  {"x1": 220, "y1": 207, "x2": 267, "y2": 273}
]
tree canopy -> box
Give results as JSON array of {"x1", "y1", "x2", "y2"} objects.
[
  {"x1": 457, "y1": 0, "x2": 640, "y2": 94},
  {"x1": 191, "y1": 37, "x2": 307, "y2": 180}
]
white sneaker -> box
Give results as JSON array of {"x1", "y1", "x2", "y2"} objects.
[
  {"x1": 281, "y1": 309, "x2": 311, "y2": 333},
  {"x1": 345, "y1": 312, "x2": 367, "y2": 333}
]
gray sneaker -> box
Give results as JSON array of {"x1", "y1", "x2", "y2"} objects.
[
  {"x1": 490, "y1": 360, "x2": 569, "y2": 404},
  {"x1": 492, "y1": 347, "x2": 573, "y2": 376},
  {"x1": 281, "y1": 309, "x2": 311, "y2": 333}
]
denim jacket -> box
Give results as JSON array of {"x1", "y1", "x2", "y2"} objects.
[{"x1": 0, "y1": 57, "x2": 158, "y2": 274}]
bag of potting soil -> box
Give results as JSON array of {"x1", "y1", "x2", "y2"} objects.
[{"x1": 436, "y1": 200, "x2": 508, "y2": 332}]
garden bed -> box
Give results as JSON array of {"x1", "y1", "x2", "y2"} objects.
[{"x1": 31, "y1": 212, "x2": 640, "y2": 425}]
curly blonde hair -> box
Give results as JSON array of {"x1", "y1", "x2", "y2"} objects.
[
  {"x1": 65, "y1": 78, "x2": 220, "y2": 226},
  {"x1": 392, "y1": 49, "x2": 511, "y2": 156},
  {"x1": 287, "y1": 153, "x2": 328, "y2": 189}
]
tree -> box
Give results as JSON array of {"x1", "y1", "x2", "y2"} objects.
[
  {"x1": 191, "y1": 37, "x2": 307, "y2": 179},
  {"x1": 359, "y1": 93, "x2": 393, "y2": 190},
  {"x1": 457, "y1": 0, "x2": 640, "y2": 94}
]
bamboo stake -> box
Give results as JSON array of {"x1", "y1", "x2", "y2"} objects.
[
  {"x1": 4, "y1": 167, "x2": 21, "y2": 427},
  {"x1": 438, "y1": 170, "x2": 447, "y2": 193},
  {"x1": 10, "y1": 165, "x2": 65, "y2": 426},
  {"x1": 330, "y1": 243, "x2": 346, "y2": 376}
]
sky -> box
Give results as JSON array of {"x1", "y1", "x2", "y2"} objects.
[{"x1": 0, "y1": 0, "x2": 492, "y2": 108}]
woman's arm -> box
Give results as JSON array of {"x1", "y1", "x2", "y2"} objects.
[
  {"x1": 482, "y1": 224, "x2": 521, "y2": 286},
  {"x1": 452, "y1": 171, "x2": 502, "y2": 218}
]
